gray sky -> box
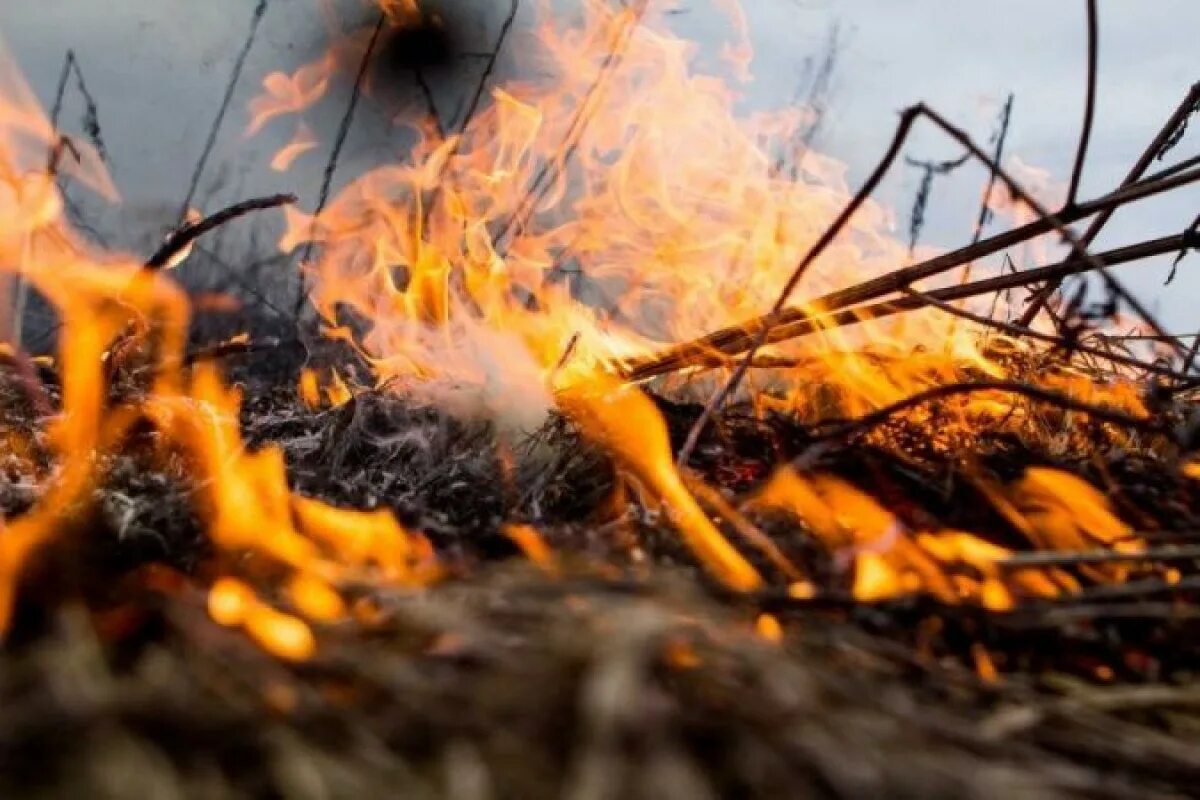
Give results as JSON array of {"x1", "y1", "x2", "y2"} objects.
[{"x1": 1, "y1": 1, "x2": 1197, "y2": 329}]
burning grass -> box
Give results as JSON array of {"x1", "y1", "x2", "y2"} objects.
[
  {"x1": 2, "y1": 0, "x2": 1200, "y2": 795},
  {"x1": 3, "y1": 362, "x2": 1200, "y2": 797}
]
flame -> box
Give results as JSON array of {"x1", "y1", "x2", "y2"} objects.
[
  {"x1": 557, "y1": 374, "x2": 762, "y2": 592},
  {"x1": 247, "y1": 53, "x2": 336, "y2": 137},
  {"x1": 748, "y1": 466, "x2": 1083, "y2": 606},
  {"x1": 0, "y1": 42, "x2": 434, "y2": 651},
  {"x1": 271, "y1": 122, "x2": 319, "y2": 172},
  {"x1": 243, "y1": 0, "x2": 1160, "y2": 609},
  {"x1": 0, "y1": 1, "x2": 1170, "y2": 657}
]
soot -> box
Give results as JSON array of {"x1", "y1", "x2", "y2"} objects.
[{"x1": 374, "y1": 9, "x2": 460, "y2": 78}]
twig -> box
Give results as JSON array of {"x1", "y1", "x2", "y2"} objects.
[
  {"x1": 676, "y1": 97, "x2": 1191, "y2": 466},
  {"x1": 1019, "y1": 81, "x2": 1200, "y2": 325},
  {"x1": 999, "y1": 544, "x2": 1200, "y2": 569},
  {"x1": 950, "y1": 93, "x2": 1014, "y2": 343},
  {"x1": 454, "y1": 0, "x2": 520, "y2": 136},
  {"x1": 294, "y1": 12, "x2": 388, "y2": 321},
  {"x1": 905, "y1": 152, "x2": 970, "y2": 252},
  {"x1": 675, "y1": 107, "x2": 923, "y2": 467},
  {"x1": 805, "y1": 380, "x2": 1168, "y2": 441},
  {"x1": 971, "y1": 93, "x2": 1015, "y2": 245},
  {"x1": 898, "y1": 284, "x2": 1193, "y2": 382},
  {"x1": 413, "y1": 69, "x2": 446, "y2": 140},
  {"x1": 492, "y1": 1, "x2": 647, "y2": 256},
  {"x1": 1065, "y1": 0, "x2": 1099, "y2": 207},
  {"x1": 184, "y1": 336, "x2": 302, "y2": 366},
  {"x1": 918, "y1": 105, "x2": 1182, "y2": 357},
  {"x1": 420, "y1": 0, "x2": 520, "y2": 227},
  {"x1": 177, "y1": 0, "x2": 270, "y2": 223},
  {"x1": 47, "y1": 50, "x2": 107, "y2": 167},
  {"x1": 1167, "y1": 213, "x2": 1200, "y2": 285},
  {"x1": 145, "y1": 194, "x2": 297, "y2": 270},
  {"x1": 1137, "y1": 152, "x2": 1200, "y2": 187},
  {"x1": 626, "y1": 162, "x2": 1200, "y2": 383}
]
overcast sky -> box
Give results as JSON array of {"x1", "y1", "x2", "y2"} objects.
[{"x1": 0, "y1": 1, "x2": 1197, "y2": 329}]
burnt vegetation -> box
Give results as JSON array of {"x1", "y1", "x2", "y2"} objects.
[{"x1": 3, "y1": 1, "x2": 1200, "y2": 798}]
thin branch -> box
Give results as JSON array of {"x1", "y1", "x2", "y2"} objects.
[
  {"x1": 905, "y1": 151, "x2": 970, "y2": 252},
  {"x1": 1137, "y1": 152, "x2": 1200, "y2": 187},
  {"x1": 145, "y1": 194, "x2": 297, "y2": 270},
  {"x1": 455, "y1": 0, "x2": 520, "y2": 136},
  {"x1": 492, "y1": 1, "x2": 647, "y2": 256},
  {"x1": 420, "y1": 0, "x2": 520, "y2": 226},
  {"x1": 674, "y1": 107, "x2": 923, "y2": 467},
  {"x1": 917, "y1": 104, "x2": 1183, "y2": 359},
  {"x1": 1065, "y1": 0, "x2": 1099, "y2": 206},
  {"x1": 1019, "y1": 81, "x2": 1200, "y2": 325},
  {"x1": 626, "y1": 162, "x2": 1200, "y2": 384},
  {"x1": 177, "y1": 0, "x2": 270, "y2": 223},
  {"x1": 294, "y1": 12, "x2": 388, "y2": 321},
  {"x1": 999, "y1": 544, "x2": 1200, "y2": 569},
  {"x1": 671, "y1": 233, "x2": 1196, "y2": 386},
  {"x1": 971, "y1": 93, "x2": 1015, "y2": 245},
  {"x1": 898, "y1": 284, "x2": 1193, "y2": 382},
  {"x1": 675, "y1": 97, "x2": 1194, "y2": 465},
  {"x1": 413, "y1": 68, "x2": 446, "y2": 140}
]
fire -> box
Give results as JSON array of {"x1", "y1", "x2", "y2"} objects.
[
  {"x1": 247, "y1": 54, "x2": 336, "y2": 137},
  {"x1": 0, "y1": 41, "x2": 434, "y2": 654},
  {"x1": 245, "y1": 0, "x2": 1165, "y2": 607},
  {"x1": 0, "y1": 0, "x2": 1178, "y2": 658},
  {"x1": 271, "y1": 122, "x2": 319, "y2": 172}
]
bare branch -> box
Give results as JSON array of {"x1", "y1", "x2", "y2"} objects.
[
  {"x1": 1065, "y1": 0, "x2": 1099, "y2": 206},
  {"x1": 146, "y1": 194, "x2": 297, "y2": 271}
]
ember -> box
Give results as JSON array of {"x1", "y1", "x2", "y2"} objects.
[{"x1": 0, "y1": 0, "x2": 1199, "y2": 796}]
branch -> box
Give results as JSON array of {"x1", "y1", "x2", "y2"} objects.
[
  {"x1": 177, "y1": 0, "x2": 270, "y2": 223},
  {"x1": 631, "y1": 233, "x2": 1195, "y2": 384},
  {"x1": 493, "y1": 1, "x2": 647, "y2": 256},
  {"x1": 145, "y1": 194, "x2": 297, "y2": 270},
  {"x1": 295, "y1": 12, "x2": 388, "y2": 320},
  {"x1": 674, "y1": 107, "x2": 923, "y2": 467},
  {"x1": 999, "y1": 544, "x2": 1200, "y2": 569},
  {"x1": 916, "y1": 104, "x2": 1183, "y2": 359},
  {"x1": 1019, "y1": 81, "x2": 1200, "y2": 325},
  {"x1": 898, "y1": 284, "x2": 1193, "y2": 383},
  {"x1": 626, "y1": 164, "x2": 1200, "y2": 383},
  {"x1": 1065, "y1": 0, "x2": 1099, "y2": 206}
]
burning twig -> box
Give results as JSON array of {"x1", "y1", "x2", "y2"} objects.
[
  {"x1": 493, "y1": 1, "x2": 648, "y2": 256},
  {"x1": 675, "y1": 105, "x2": 924, "y2": 467},
  {"x1": 675, "y1": 100, "x2": 1191, "y2": 467},
  {"x1": 145, "y1": 194, "x2": 297, "y2": 271},
  {"x1": 177, "y1": 0, "x2": 271, "y2": 223},
  {"x1": 628, "y1": 165, "x2": 1200, "y2": 384},
  {"x1": 998, "y1": 545, "x2": 1200, "y2": 569}
]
